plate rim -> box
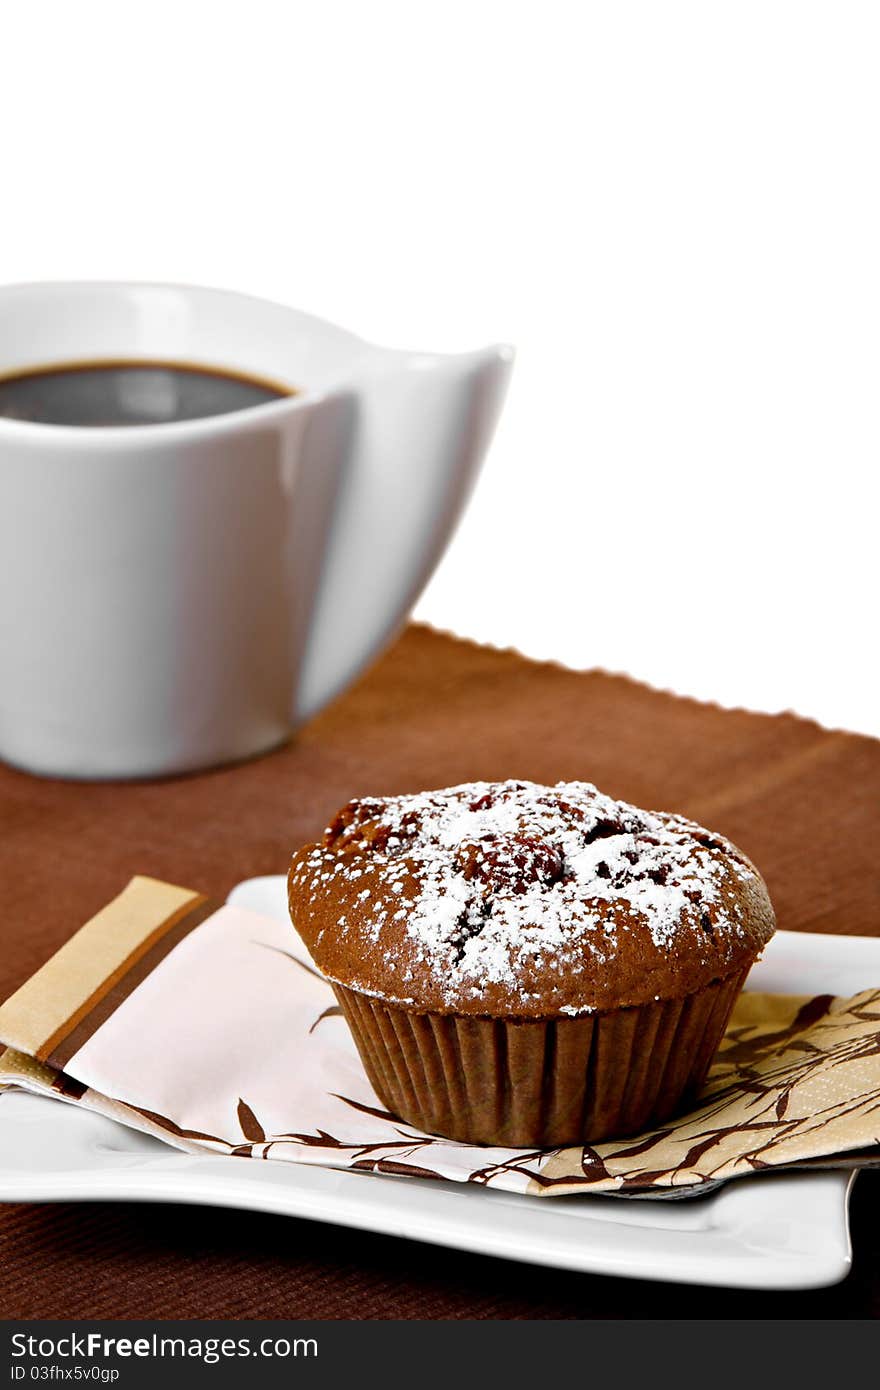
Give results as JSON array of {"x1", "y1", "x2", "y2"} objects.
[{"x1": 0, "y1": 1089, "x2": 855, "y2": 1290}]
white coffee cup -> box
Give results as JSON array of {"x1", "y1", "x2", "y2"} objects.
[{"x1": 0, "y1": 282, "x2": 512, "y2": 778}]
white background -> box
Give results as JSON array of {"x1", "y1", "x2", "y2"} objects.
[{"x1": 2, "y1": 2, "x2": 877, "y2": 734}]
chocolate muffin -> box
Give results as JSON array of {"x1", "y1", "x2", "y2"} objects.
[{"x1": 288, "y1": 779, "x2": 775, "y2": 1146}]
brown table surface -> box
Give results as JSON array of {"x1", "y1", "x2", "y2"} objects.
[{"x1": 1, "y1": 625, "x2": 878, "y2": 1319}]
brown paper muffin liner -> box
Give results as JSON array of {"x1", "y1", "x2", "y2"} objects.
[{"x1": 333, "y1": 967, "x2": 753, "y2": 1147}]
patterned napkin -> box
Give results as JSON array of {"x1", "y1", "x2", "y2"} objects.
[{"x1": 1, "y1": 876, "x2": 878, "y2": 1196}]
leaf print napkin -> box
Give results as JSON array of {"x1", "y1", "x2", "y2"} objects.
[{"x1": 0, "y1": 875, "x2": 878, "y2": 1196}]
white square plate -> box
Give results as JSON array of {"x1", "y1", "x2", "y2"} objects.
[{"x1": 0, "y1": 874, "x2": 873, "y2": 1290}]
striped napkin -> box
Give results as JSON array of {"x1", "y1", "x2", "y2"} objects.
[{"x1": 1, "y1": 875, "x2": 878, "y2": 1196}]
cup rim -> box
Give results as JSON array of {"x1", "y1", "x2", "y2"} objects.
[{"x1": 0, "y1": 280, "x2": 514, "y2": 446}]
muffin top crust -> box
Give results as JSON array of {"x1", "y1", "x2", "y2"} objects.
[{"x1": 288, "y1": 779, "x2": 775, "y2": 1018}]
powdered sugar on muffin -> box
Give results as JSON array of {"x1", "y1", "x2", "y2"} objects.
[{"x1": 288, "y1": 780, "x2": 775, "y2": 1017}]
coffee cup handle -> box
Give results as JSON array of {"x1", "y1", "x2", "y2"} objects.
[{"x1": 289, "y1": 345, "x2": 513, "y2": 726}]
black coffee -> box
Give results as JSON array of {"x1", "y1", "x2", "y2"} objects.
[{"x1": 0, "y1": 359, "x2": 294, "y2": 426}]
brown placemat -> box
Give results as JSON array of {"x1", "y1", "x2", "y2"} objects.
[{"x1": 1, "y1": 624, "x2": 879, "y2": 1318}]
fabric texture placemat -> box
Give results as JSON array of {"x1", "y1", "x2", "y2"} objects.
[
  {"x1": 2, "y1": 876, "x2": 879, "y2": 1195},
  {"x1": 1, "y1": 624, "x2": 879, "y2": 1316}
]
